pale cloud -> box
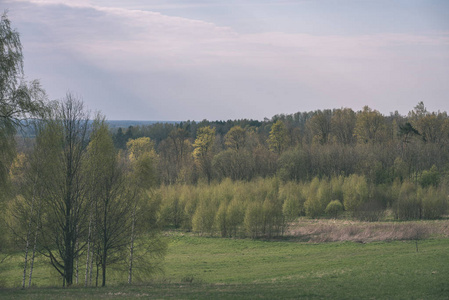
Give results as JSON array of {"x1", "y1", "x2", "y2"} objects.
[{"x1": 5, "y1": 0, "x2": 449, "y2": 120}]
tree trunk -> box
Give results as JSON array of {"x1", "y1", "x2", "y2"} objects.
[
  {"x1": 128, "y1": 204, "x2": 136, "y2": 285},
  {"x1": 84, "y1": 240, "x2": 90, "y2": 287},
  {"x1": 22, "y1": 236, "x2": 30, "y2": 289},
  {"x1": 88, "y1": 240, "x2": 95, "y2": 286},
  {"x1": 102, "y1": 249, "x2": 107, "y2": 287},
  {"x1": 95, "y1": 262, "x2": 99, "y2": 287},
  {"x1": 75, "y1": 240, "x2": 79, "y2": 284},
  {"x1": 28, "y1": 200, "x2": 42, "y2": 288},
  {"x1": 28, "y1": 227, "x2": 39, "y2": 288},
  {"x1": 22, "y1": 177, "x2": 38, "y2": 289},
  {"x1": 84, "y1": 204, "x2": 94, "y2": 287}
]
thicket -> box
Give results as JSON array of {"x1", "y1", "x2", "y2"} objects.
[{"x1": 156, "y1": 176, "x2": 448, "y2": 238}]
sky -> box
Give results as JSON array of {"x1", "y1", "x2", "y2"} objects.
[{"x1": 4, "y1": 0, "x2": 449, "y2": 121}]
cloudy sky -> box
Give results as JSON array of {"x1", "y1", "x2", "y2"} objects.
[{"x1": 4, "y1": 0, "x2": 449, "y2": 120}]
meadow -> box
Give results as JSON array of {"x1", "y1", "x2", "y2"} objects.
[{"x1": 1, "y1": 220, "x2": 449, "y2": 299}]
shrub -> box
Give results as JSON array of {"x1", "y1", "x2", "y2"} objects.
[
  {"x1": 393, "y1": 181, "x2": 420, "y2": 220},
  {"x1": 343, "y1": 174, "x2": 369, "y2": 213},
  {"x1": 215, "y1": 202, "x2": 228, "y2": 237},
  {"x1": 262, "y1": 196, "x2": 285, "y2": 237},
  {"x1": 244, "y1": 202, "x2": 264, "y2": 238},
  {"x1": 226, "y1": 198, "x2": 245, "y2": 237},
  {"x1": 354, "y1": 199, "x2": 384, "y2": 222},
  {"x1": 325, "y1": 200, "x2": 343, "y2": 218},
  {"x1": 420, "y1": 165, "x2": 440, "y2": 188},
  {"x1": 192, "y1": 203, "x2": 216, "y2": 235},
  {"x1": 280, "y1": 182, "x2": 305, "y2": 221},
  {"x1": 420, "y1": 186, "x2": 447, "y2": 219},
  {"x1": 304, "y1": 177, "x2": 323, "y2": 218}
]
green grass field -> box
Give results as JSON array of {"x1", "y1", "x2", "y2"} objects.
[{"x1": 1, "y1": 233, "x2": 449, "y2": 299}]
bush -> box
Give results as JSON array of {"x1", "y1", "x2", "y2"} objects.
[
  {"x1": 325, "y1": 200, "x2": 343, "y2": 218},
  {"x1": 215, "y1": 202, "x2": 228, "y2": 237},
  {"x1": 343, "y1": 174, "x2": 369, "y2": 213},
  {"x1": 226, "y1": 198, "x2": 245, "y2": 237},
  {"x1": 192, "y1": 203, "x2": 216, "y2": 235},
  {"x1": 354, "y1": 200, "x2": 384, "y2": 222},
  {"x1": 262, "y1": 196, "x2": 285, "y2": 237},
  {"x1": 420, "y1": 165, "x2": 440, "y2": 188},
  {"x1": 394, "y1": 181, "x2": 420, "y2": 220},
  {"x1": 280, "y1": 182, "x2": 306, "y2": 221},
  {"x1": 244, "y1": 202, "x2": 264, "y2": 238},
  {"x1": 420, "y1": 186, "x2": 447, "y2": 219},
  {"x1": 304, "y1": 177, "x2": 323, "y2": 218}
]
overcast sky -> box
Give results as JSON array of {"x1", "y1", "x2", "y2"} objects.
[{"x1": 4, "y1": 0, "x2": 449, "y2": 120}]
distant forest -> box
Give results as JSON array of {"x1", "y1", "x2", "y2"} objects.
[{"x1": 111, "y1": 102, "x2": 448, "y2": 187}]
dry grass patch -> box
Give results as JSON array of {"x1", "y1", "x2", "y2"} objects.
[{"x1": 286, "y1": 218, "x2": 449, "y2": 243}]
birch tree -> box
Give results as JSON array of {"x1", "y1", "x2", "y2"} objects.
[
  {"x1": 192, "y1": 127, "x2": 215, "y2": 184},
  {"x1": 86, "y1": 117, "x2": 132, "y2": 286},
  {"x1": 126, "y1": 137, "x2": 161, "y2": 284}
]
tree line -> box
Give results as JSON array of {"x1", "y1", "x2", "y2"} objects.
[{"x1": 111, "y1": 103, "x2": 449, "y2": 188}]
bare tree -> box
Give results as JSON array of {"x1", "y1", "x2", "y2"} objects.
[{"x1": 37, "y1": 94, "x2": 89, "y2": 287}]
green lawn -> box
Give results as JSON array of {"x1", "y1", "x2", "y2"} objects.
[{"x1": 1, "y1": 234, "x2": 449, "y2": 299}]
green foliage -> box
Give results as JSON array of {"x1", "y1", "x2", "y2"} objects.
[
  {"x1": 394, "y1": 181, "x2": 421, "y2": 220},
  {"x1": 304, "y1": 177, "x2": 332, "y2": 218},
  {"x1": 214, "y1": 202, "x2": 228, "y2": 237},
  {"x1": 420, "y1": 165, "x2": 440, "y2": 188},
  {"x1": 342, "y1": 174, "x2": 369, "y2": 213},
  {"x1": 0, "y1": 12, "x2": 46, "y2": 194},
  {"x1": 267, "y1": 120, "x2": 289, "y2": 154},
  {"x1": 127, "y1": 137, "x2": 159, "y2": 189},
  {"x1": 160, "y1": 187, "x2": 184, "y2": 228},
  {"x1": 420, "y1": 186, "x2": 447, "y2": 219},
  {"x1": 226, "y1": 197, "x2": 245, "y2": 237},
  {"x1": 354, "y1": 106, "x2": 386, "y2": 144},
  {"x1": 224, "y1": 125, "x2": 246, "y2": 151},
  {"x1": 280, "y1": 182, "x2": 304, "y2": 221},
  {"x1": 103, "y1": 101, "x2": 449, "y2": 188},
  {"x1": 192, "y1": 127, "x2": 216, "y2": 183},
  {"x1": 277, "y1": 147, "x2": 308, "y2": 182},
  {"x1": 307, "y1": 110, "x2": 332, "y2": 144},
  {"x1": 244, "y1": 202, "x2": 264, "y2": 238},
  {"x1": 0, "y1": 12, "x2": 47, "y2": 123},
  {"x1": 330, "y1": 108, "x2": 356, "y2": 144},
  {"x1": 212, "y1": 149, "x2": 254, "y2": 181},
  {"x1": 325, "y1": 200, "x2": 343, "y2": 218}
]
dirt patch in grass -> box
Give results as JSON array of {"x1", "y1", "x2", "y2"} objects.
[{"x1": 286, "y1": 219, "x2": 449, "y2": 243}]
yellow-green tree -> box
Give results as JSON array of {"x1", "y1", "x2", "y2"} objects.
[
  {"x1": 125, "y1": 137, "x2": 160, "y2": 284},
  {"x1": 331, "y1": 108, "x2": 356, "y2": 144},
  {"x1": 267, "y1": 120, "x2": 289, "y2": 154},
  {"x1": 354, "y1": 106, "x2": 386, "y2": 144},
  {"x1": 193, "y1": 126, "x2": 216, "y2": 184},
  {"x1": 306, "y1": 110, "x2": 332, "y2": 144},
  {"x1": 225, "y1": 126, "x2": 246, "y2": 151}
]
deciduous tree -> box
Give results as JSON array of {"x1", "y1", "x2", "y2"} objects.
[
  {"x1": 267, "y1": 120, "x2": 289, "y2": 154},
  {"x1": 193, "y1": 126, "x2": 216, "y2": 184}
]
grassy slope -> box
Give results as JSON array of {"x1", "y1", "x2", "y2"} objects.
[{"x1": 1, "y1": 235, "x2": 449, "y2": 299}]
